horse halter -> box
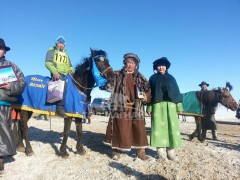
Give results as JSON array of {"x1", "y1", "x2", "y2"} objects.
[
  {"x1": 219, "y1": 89, "x2": 237, "y2": 110},
  {"x1": 92, "y1": 55, "x2": 112, "y2": 78}
]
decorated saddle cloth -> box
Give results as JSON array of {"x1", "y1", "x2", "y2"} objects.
[
  {"x1": 12, "y1": 75, "x2": 86, "y2": 118},
  {"x1": 179, "y1": 91, "x2": 203, "y2": 117}
]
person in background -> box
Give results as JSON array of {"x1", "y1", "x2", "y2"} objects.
[
  {"x1": 34, "y1": 113, "x2": 48, "y2": 120},
  {"x1": 147, "y1": 57, "x2": 183, "y2": 161},
  {"x1": 104, "y1": 53, "x2": 151, "y2": 160},
  {"x1": 199, "y1": 81, "x2": 209, "y2": 91},
  {"x1": 45, "y1": 36, "x2": 73, "y2": 118},
  {"x1": 0, "y1": 38, "x2": 26, "y2": 171},
  {"x1": 82, "y1": 102, "x2": 91, "y2": 124},
  {"x1": 236, "y1": 100, "x2": 240, "y2": 119},
  {"x1": 198, "y1": 81, "x2": 218, "y2": 141}
]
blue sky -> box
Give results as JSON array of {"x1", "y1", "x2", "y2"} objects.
[{"x1": 1, "y1": 1, "x2": 240, "y2": 102}]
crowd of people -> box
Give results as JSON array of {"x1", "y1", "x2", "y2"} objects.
[{"x1": 0, "y1": 36, "x2": 222, "y2": 173}]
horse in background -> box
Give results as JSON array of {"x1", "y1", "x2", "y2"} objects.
[
  {"x1": 179, "y1": 82, "x2": 238, "y2": 142},
  {"x1": 13, "y1": 49, "x2": 114, "y2": 157}
]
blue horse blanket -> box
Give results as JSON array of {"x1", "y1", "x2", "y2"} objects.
[
  {"x1": 13, "y1": 75, "x2": 86, "y2": 118},
  {"x1": 180, "y1": 91, "x2": 203, "y2": 117}
]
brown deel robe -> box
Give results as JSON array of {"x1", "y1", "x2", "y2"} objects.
[{"x1": 104, "y1": 68, "x2": 151, "y2": 150}]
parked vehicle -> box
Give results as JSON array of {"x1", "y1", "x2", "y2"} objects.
[
  {"x1": 236, "y1": 100, "x2": 240, "y2": 119},
  {"x1": 91, "y1": 98, "x2": 110, "y2": 116}
]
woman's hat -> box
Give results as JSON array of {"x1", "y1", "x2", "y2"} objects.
[
  {"x1": 153, "y1": 57, "x2": 171, "y2": 70},
  {"x1": 0, "y1": 38, "x2": 10, "y2": 51},
  {"x1": 123, "y1": 53, "x2": 140, "y2": 65},
  {"x1": 199, "y1": 81, "x2": 209, "y2": 87}
]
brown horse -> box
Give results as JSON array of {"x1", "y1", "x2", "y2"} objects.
[
  {"x1": 179, "y1": 82, "x2": 238, "y2": 142},
  {"x1": 13, "y1": 49, "x2": 114, "y2": 157}
]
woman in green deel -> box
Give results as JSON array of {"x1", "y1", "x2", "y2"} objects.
[{"x1": 147, "y1": 57, "x2": 183, "y2": 161}]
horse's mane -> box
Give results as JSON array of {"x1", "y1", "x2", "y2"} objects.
[
  {"x1": 74, "y1": 57, "x2": 90, "y2": 77},
  {"x1": 196, "y1": 90, "x2": 219, "y2": 106},
  {"x1": 196, "y1": 90, "x2": 220, "y2": 115},
  {"x1": 91, "y1": 49, "x2": 107, "y2": 57}
]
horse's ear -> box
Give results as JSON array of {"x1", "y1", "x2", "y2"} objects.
[
  {"x1": 90, "y1": 48, "x2": 94, "y2": 56},
  {"x1": 218, "y1": 87, "x2": 222, "y2": 92},
  {"x1": 226, "y1": 81, "x2": 233, "y2": 92}
]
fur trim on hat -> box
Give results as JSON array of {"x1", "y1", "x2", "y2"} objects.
[{"x1": 153, "y1": 57, "x2": 171, "y2": 70}]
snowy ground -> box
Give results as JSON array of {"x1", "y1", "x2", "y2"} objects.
[{"x1": 0, "y1": 107, "x2": 239, "y2": 180}]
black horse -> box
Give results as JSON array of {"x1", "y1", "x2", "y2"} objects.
[
  {"x1": 13, "y1": 49, "x2": 114, "y2": 157},
  {"x1": 179, "y1": 82, "x2": 238, "y2": 142}
]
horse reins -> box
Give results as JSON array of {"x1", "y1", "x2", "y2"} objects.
[
  {"x1": 100, "y1": 66, "x2": 112, "y2": 76},
  {"x1": 69, "y1": 73, "x2": 97, "y2": 90}
]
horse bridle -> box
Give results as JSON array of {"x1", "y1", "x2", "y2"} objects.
[
  {"x1": 100, "y1": 66, "x2": 112, "y2": 77},
  {"x1": 92, "y1": 55, "x2": 113, "y2": 78},
  {"x1": 219, "y1": 89, "x2": 236, "y2": 110},
  {"x1": 69, "y1": 55, "x2": 111, "y2": 90}
]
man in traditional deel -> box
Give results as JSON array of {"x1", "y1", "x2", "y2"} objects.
[
  {"x1": 104, "y1": 53, "x2": 151, "y2": 161},
  {"x1": 147, "y1": 57, "x2": 183, "y2": 161},
  {"x1": 198, "y1": 81, "x2": 218, "y2": 141},
  {"x1": 0, "y1": 38, "x2": 26, "y2": 171}
]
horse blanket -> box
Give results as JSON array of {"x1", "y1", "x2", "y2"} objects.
[
  {"x1": 179, "y1": 91, "x2": 203, "y2": 117},
  {"x1": 12, "y1": 75, "x2": 86, "y2": 118}
]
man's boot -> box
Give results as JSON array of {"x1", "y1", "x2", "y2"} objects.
[
  {"x1": 157, "y1": 147, "x2": 167, "y2": 160},
  {"x1": 56, "y1": 105, "x2": 68, "y2": 118},
  {"x1": 201, "y1": 130, "x2": 207, "y2": 142},
  {"x1": 166, "y1": 148, "x2": 178, "y2": 161},
  {"x1": 0, "y1": 157, "x2": 4, "y2": 171},
  {"x1": 212, "y1": 130, "x2": 218, "y2": 140},
  {"x1": 137, "y1": 148, "x2": 149, "y2": 161}
]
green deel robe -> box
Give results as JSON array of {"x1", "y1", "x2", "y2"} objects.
[{"x1": 147, "y1": 102, "x2": 183, "y2": 148}]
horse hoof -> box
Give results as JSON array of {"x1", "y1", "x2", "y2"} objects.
[
  {"x1": 26, "y1": 151, "x2": 34, "y2": 156},
  {"x1": 26, "y1": 149, "x2": 34, "y2": 156},
  {"x1": 76, "y1": 148, "x2": 86, "y2": 155},
  {"x1": 60, "y1": 151, "x2": 69, "y2": 158},
  {"x1": 17, "y1": 146, "x2": 25, "y2": 153},
  {"x1": 189, "y1": 135, "x2": 194, "y2": 141}
]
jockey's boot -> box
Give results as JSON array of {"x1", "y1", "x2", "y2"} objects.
[
  {"x1": 212, "y1": 130, "x2": 218, "y2": 140},
  {"x1": 157, "y1": 147, "x2": 167, "y2": 160},
  {"x1": 56, "y1": 105, "x2": 68, "y2": 118},
  {"x1": 201, "y1": 130, "x2": 207, "y2": 142},
  {"x1": 166, "y1": 148, "x2": 178, "y2": 161},
  {"x1": 0, "y1": 157, "x2": 4, "y2": 171}
]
